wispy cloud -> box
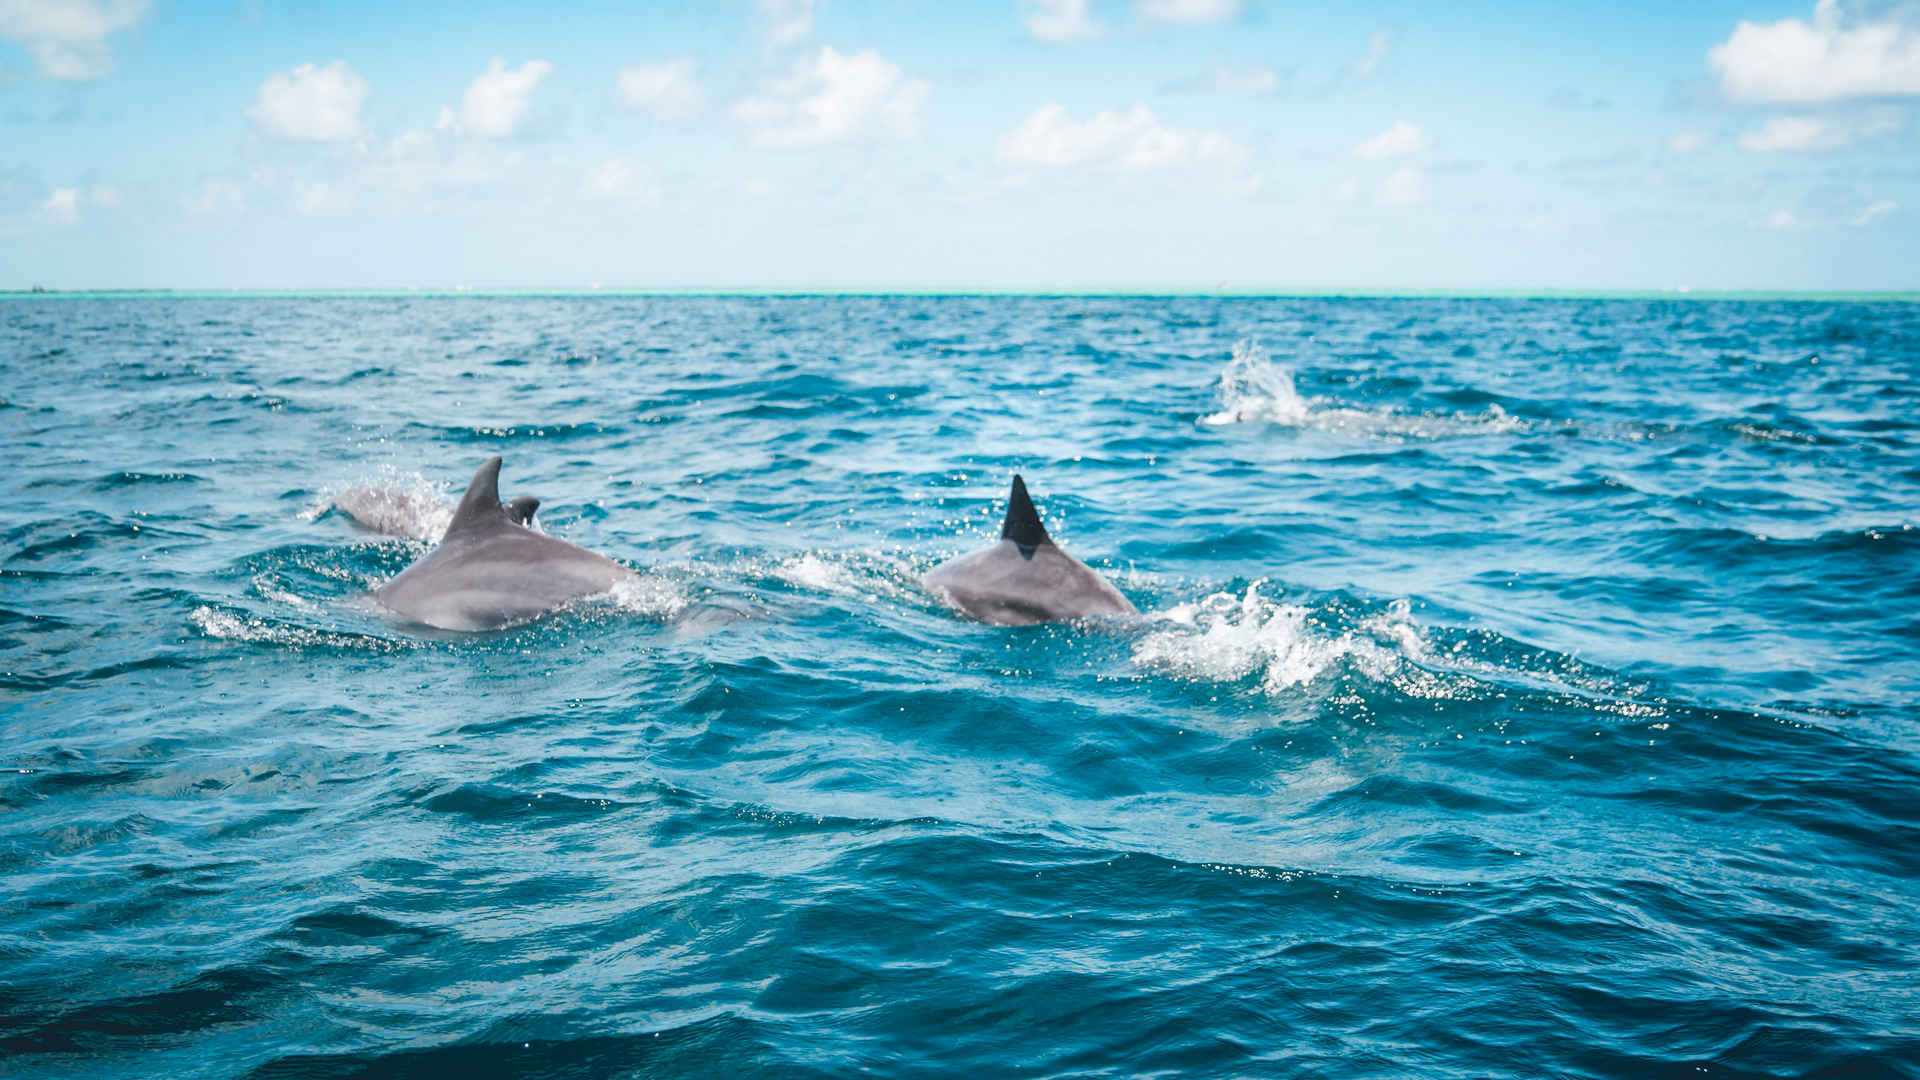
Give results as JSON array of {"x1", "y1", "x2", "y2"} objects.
[
  {"x1": 1666, "y1": 131, "x2": 1708, "y2": 154},
  {"x1": 757, "y1": 0, "x2": 812, "y2": 48},
  {"x1": 1853, "y1": 200, "x2": 1897, "y2": 226},
  {"x1": 996, "y1": 104, "x2": 1245, "y2": 172},
  {"x1": 618, "y1": 58, "x2": 701, "y2": 120},
  {"x1": 1351, "y1": 31, "x2": 1388, "y2": 78},
  {"x1": 1737, "y1": 110, "x2": 1902, "y2": 151},
  {"x1": 1377, "y1": 166, "x2": 1424, "y2": 206},
  {"x1": 1353, "y1": 121, "x2": 1429, "y2": 160},
  {"x1": 1138, "y1": 0, "x2": 1239, "y2": 25},
  {"x1": 1023, "y1": 0, "x2": 1102, "y2": 42},
  {"x1": 39, "y1": 186, "x2": 79, "y2": 223}
]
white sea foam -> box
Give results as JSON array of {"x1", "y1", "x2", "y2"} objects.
[
  {"x1": 773, "y1": 550, "x2": 926, "y2": 605},
  {"x1": 777, "y1": 552, "x2": 865, "y2": 595},
  {"x1": 1132, "y1": 583, "x2": 1433, "y2": 697},
  {"x1": 190, "y1": 605, "x2": 406, "y2": 650}
]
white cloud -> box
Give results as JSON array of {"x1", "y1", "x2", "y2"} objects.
[
  {"x1": 1738, "y1": 115, "x2": 1832, "y2": 151},
  {"x1": 1208, "y1": 66, "x2": 1282, "y2": 94},
  {"x1": 1024, "y1": 0, "x2": 1102, "y2": 42},
  {"x1": 1352, "y1": 31, "x2": 1389, "y2": 77},
  {"x1": 246, "y1": 60, "x2": 368, "y2": 142},
  {"x1": 439, "y1": 57, "x2": 551, "y2": 138},
  {"x1": 1710, "y1": 0, "x2": 1920, "y2": 103},
  {"x1": 1332, "y1": 178, "x2": 1359, "y2": 202},
  {"x1": 1766, "y1": 208, "x2": 1799, "y2": 229},
  {"x1": 0, "y1": 0, "x2": 148, "y2": 79},
  {"x1": 1377, "y1": 166, "x2": 1424, "y2": 206},
  {"x1": 996, "y1": 103, "x2": 1247, "y2": 173},
  {"x1": 580, "y1": 159, "x2": 661, "y2": 202},
  {"x1": 1667, "y1": 131, "x2": 1707, "y2": 154},
  {"x1": 734, "y1": 46, "x2": 928, "y2": 148},
  {"x1": 1138, "y1": 0, "x2": 1239, "y2": 24},
  {"x1": 1853, "y1": 199, "x2": 1897, "y2": 226},
  {"x1": 39, "y1": 186, "x2": 79, "y2": 223},
  {"x1": 618, "y1": 58, "x2": 700, "y2": 119},
  {"x1": 1353, "y1": 120, "x2": 1429, "y2": 159},
  {"x1": 758, "y1": 0, "x2": 812, "y2": 48}
]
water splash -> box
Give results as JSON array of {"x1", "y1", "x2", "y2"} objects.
[
  {"x1": 776, "y1": 552, "x2": 868, "y2": 596},
  {"x1": 1201, "y1": 341, "x2": 1312, "y2": 426},
  {"x1": 603, "y1": 575, "x2": 691, "y2": 619},
  {"x1": 189, "y1": 605, "x2": 411, "y2": 651},
  {"x1": 306, "y1": 468, "x2": 454, "y2": 541},
  {"x1": 772, "y1": 550, "x2": 925, "y2": 605},
  {"x1": 1199, "y1": 340, "x2": 1527, "y2": 438},
  {"x1": 1133, "y1": 584, "x2": 1427, "y2": 696}
]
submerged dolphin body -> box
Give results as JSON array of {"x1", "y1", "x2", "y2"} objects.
[
  {"x1": 374, "y1": 457, "x2": 632, "y2": 631},
  {"x1": 923, "y1": 474, "x2": 1138, "y2": 626}
]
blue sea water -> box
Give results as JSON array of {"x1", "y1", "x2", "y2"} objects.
[{"x1": 2, "y1": 294, "x2": 1917, "y2": 1079}]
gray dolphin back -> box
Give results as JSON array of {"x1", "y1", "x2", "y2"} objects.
[
  {"x1": 923, "y1": 473, "x2": 1138, "y2": 626},
  {"x1": 374, "y1": 456, "x2": 633, "y2": 632}
]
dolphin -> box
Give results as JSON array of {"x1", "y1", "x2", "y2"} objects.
[
  {"x1": 334, "y1": 486, "x2": 538, "y2": 539},
  {"x1": 374, "y1": 457, "x2": 633, "y2": 631},
  {"x1": 923, "y1": 474, "x2": 1138, "y2": 626}
]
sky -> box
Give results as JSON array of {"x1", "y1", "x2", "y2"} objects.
[{"x1": 1, "y1": 0, "x2": 1917, "y2": 290}]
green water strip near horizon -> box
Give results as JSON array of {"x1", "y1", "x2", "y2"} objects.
[{"x1": 4, "y1": 286, "x2": 1918, "y2": 302}]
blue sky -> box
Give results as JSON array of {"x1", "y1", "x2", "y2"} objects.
[{"x1": 2, "y1": 0, "x2": 1916, "y2": 289}]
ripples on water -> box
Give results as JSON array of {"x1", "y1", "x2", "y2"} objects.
[{"x1": 3, "y1": 296, "x2": 1917, "y2": 1078}]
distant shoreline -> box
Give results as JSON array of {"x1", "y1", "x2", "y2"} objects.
[{"x1": 4, "y1": 286, "x2": 1918, "y2": 302}]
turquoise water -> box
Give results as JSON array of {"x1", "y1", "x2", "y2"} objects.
[{"x1": 3, "y1": 295, "x2": 1916, "y2": 1078}]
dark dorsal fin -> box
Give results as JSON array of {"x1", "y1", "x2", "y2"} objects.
[
  {"x1": 443, "y1": 456, "x2": 509, "y2": 539},
  {"x1": 504, "y1": 495, "x2": 540, "y2": 527},
  {"x1": 1000, "y1": 473, "x2": 1052, "y2": 548}
]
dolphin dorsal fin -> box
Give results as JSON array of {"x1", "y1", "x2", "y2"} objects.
[
  {"x1": 1000, "y1": 474, "x2": 1052, "y2": 548},
  {"x1": 443, "y1": 456, "x2": 509, "y2": 539},
  {"x1": 504, "y1": 495, "x2": 540, "y2": 527}
]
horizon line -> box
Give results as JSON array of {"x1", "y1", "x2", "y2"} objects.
[{"x1": 5, "y1": 285, "x2": 1919, "y2": 302}]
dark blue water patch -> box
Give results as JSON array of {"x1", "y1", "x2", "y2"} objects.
[{"x1": 2, "y1": 295, "x2": 1917, "y2": 1079}]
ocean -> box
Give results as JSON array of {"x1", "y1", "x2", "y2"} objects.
[{"x1": 3, "y1": 294, "x2": 1916, "y2": 1078}]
